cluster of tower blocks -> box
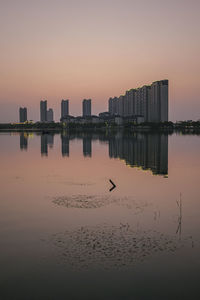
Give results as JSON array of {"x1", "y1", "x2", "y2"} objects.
[
  {"x1": 109, "y1": 80, "x2": 168, "y2": 122},
  {"x1": 19, "y1": 80, "x2": 168, "y2": 123},
  {"x1": 19, "y1": 99, "x2": 92, "y2": 122}
]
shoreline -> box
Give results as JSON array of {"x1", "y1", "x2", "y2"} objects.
[{"x1": 0, "y1": 124, "x2": 199, "y2": 134}]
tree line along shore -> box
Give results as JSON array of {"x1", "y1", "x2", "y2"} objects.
[{"x1": 0, "y1": 120, "x2": 200, "y2": 133}]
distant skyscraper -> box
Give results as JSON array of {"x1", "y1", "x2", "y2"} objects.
[
  {"x1": 82, "y1": 99, "x2": 91, "y2": 117},
  {"x1": 108, "y1": 97, "x2": 119, "y2": 116},
  {"x1": 47, "y1": 108, "x2": 54, "y2": 122},
  {"x1": 19, "y1": 107, "x2": 27, "y2": 122},
  {"x1": 61, "y1": 100, "x2": 69, "y2": 118},
  {"x1": 148, "y1": 80, "x2": 168, "y2": 122},
  {"x1": 40, "y1": 100, "x2": 47, "y2": 122}
]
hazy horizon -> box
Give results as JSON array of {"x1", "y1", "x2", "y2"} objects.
[{"x1": 0, "y1": 0, "x2": 200, "y2": 122}]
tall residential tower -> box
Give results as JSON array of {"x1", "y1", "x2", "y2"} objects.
[
  {"x1": 19, "y1": 107, "x2": 27, "y2": 123},
  {"x1": 148, "y1": 80, "x2": 168, "y2": 122},
  {"x1": 40, "y1": 100, "x2": 47, "y2": 122},
  {"x1": 47, "y1": 108, "x2": 54, "y2": 122},
  {"x1": 82, "y1": 99, "x2": 91, "y2": 117},
  {"x1": 61, "y1": 99, "x2": 69, "y2": 119}
]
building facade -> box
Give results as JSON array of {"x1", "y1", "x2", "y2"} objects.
[
  {"x1": 148, "y1": 80, "x2": 168, "y2": 122},
  {"x1": 47, "y1": 108, "x2": 54, "y2": 122},
  {"x1": 19, "y1": 107, "x2": 27, "y2": 122},
  {"x1": 61, "y1": 99, "x2": 69, "y2": 118},
  {"x1": 82, "y1": 99, "x2": 91, "y2": 117},
  {"x1": 40, "y1": 100, "x2": 47, "y2": 122},
  {"x1": 108, "y1": 80, "x2": 168, "y2": 122}
]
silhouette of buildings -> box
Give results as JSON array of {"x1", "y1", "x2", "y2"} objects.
[
  {"x1": 149, "y1": 80, "x2": 168, "y2": 122},
  {"x1": 40, "y1": 100, "x2": 54, "y2": 122},
  {"x1": 61, "y1": 100, "x2": 69, "y2": 119},
  {"x1": 83, "y1": 137, "x2": 92, "y2": 157},
  {"x1": 47, "y1": 108, "x2": 54, "y2": 122},
  {"x1": 82, "y1": 99, "x2": 91, "y2": 117},
  {"x1": 40, "y1": 100, "x2": 47, "y2": 122},
  {"x1": 108, "y1": 80, "x2": 168, "y2": 122},
  {"x1": 17, "y1": 79, "x2": 168, "y2": 124},
  {"x1": 19, "y1": 107, "x2": 27, "y2": 123}
]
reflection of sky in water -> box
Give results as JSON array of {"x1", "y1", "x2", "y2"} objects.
[{"x1": 0, "y1": 132, "x2": 200, "y2": 299}]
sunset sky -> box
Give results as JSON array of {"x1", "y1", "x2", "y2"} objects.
[{"x1": 0, "y1": 0, "x2": 200, "y2": 122}]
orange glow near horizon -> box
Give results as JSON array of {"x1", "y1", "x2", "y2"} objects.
[{"x1": 0, "y1": 0, "x2": 200, "y2": 122}]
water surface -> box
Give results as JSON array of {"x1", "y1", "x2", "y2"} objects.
[{"x1": 0, "y1": 131, "x2": 200, "y2": 299}]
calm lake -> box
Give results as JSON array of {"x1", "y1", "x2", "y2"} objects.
[{"x1": 0, "y1": 131, "x2": 200, "y2": 300}]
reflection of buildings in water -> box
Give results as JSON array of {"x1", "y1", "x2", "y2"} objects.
[
  {"x1": 19, "y1": 132, "x2": 168, "y2": 175},
  {"x1": 20, "y1": 133, "x2": 28, "y2": 150},
  {"x1": 41, "y1": 134, "x2": 54, "y2": 156},
  {"x1": 41, "y1": 134, "x2": 48, "y2": 156},
  {"x1": 109, "y1": 134, "x2": 168, "y2": 176},
  {"x1": 83, "y1": 137, "x2": 92, "y2": 157},
  {"x1": 47, "y1": 134, "x2": 54, "y2": 149},
  {"x1": 61, "y1": 134, "x2": 69, "y2": 157}
]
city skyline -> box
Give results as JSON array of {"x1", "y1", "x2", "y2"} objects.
[
  {"x1": 16, "y1": 79, "x2": 168, "y2": 123},
  {"x1": 1, "y1": 1, "x2": 200, "y2": 298},
  {"x1": 0, "y1": 1, "x2": 199, "y2": 122}
]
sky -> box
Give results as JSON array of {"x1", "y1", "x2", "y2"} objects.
[{"x1": 0, "y1": 0, "x2": 200, "y2": 122}]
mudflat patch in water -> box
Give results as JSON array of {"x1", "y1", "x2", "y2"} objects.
[
  {"x1": 50, "y1": 223, "x2": 188, "y2": 270},
  {"x1": 52, "y1": 194, "x2": 148, "y2": 211}
]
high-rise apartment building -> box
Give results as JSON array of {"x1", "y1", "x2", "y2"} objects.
[
  {"x1": 82, "y1": 99, "x2": 91, "y2": 117},
  {"x1": 148, "y1": 80, "x2": 168, "y2": 122},
  {"x1": 40, "y1": 100, "x2": 47, "y2": 122},
  {"x1": 47, "y1": 108, "x2": 54, "y2": 122},
  {"x1": 61, "y1": 99, "x2": 69, "y2": 118},
  {"x1": 108, "y1": 80, "x2": 168, "y2": 122},
  {"x1": 19, "y1": 107, "x2": 27, "y2": 123},
  {"x1": 109, "y1": 98, "x2": 116, "y2": 116}
]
